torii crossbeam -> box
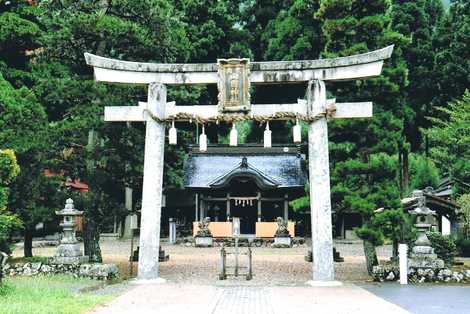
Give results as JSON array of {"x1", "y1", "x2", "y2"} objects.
[{"x1": 85, "y1": 46, "x2": 393, "y2": 285}]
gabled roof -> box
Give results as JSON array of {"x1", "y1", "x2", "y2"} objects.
[
  {"x1": 183, "y1": 144, "x2": 306, "y2": 190},
  {"x1": 402, "y1": 189, "x2": 460, "y2": 220},
  {"x1": 208, "y1": 157, "x2": 280, "y2": 189}
]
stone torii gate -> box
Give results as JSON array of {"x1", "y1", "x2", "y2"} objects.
[{"x1": 85, "y1": 46, "x2": 393, "y2": 285}]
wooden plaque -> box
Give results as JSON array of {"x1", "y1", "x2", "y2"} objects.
[{"x1": 217, "y1": 58, "x2": 250, "y2": 112}]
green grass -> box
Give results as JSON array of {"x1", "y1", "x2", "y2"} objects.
[
  {"x1": 0, "y1": 275, "x2": 113, "y2": 314},
  {"x1": 9, "y1": 256, "x2": 50, "y2": 263}
]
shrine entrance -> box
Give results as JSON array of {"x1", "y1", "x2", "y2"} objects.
[
  {"x1": 187, "y1": 145, "x2": 304, "y2": 238},
  {"x1": 84, "y1": 45, "x2": 394, "y2": 284},
  {"x1": 229, "y1": 178, "x2": 258, "y2": 235}
]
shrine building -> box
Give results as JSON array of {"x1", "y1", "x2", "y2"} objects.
[{"x1": 183, "y1": 144, "x2": 307, "y2": 238}]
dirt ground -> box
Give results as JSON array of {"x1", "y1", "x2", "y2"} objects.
[{"x1": 12, "y1": 239, "x2": 392, "y2": 285}]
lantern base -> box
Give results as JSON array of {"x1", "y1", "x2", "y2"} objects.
[{"x1": 51, "y1": 243, "x2": 89, "y2": 264}]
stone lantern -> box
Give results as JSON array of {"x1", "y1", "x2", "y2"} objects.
[
  {"x1": 408, "y1": 190, "x2": 444, "y2": 269},
  {"x1": 51, "y1": 198, "x2": 89, "y2": 264}
]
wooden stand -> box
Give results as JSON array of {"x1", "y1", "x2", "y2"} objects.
[{"x1": 219, "y1": 239, "x2": 252, "y2": 280}]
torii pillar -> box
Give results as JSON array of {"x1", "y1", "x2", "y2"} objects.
[
  {"x1": 138, "y1": 83, "x2": 166, "y2": 282},
  {"x1": 307, "y1": 80, "x2": 337, "y2": 285}
]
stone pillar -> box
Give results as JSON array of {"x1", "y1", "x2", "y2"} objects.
[
  {"x1": 399, "y1": 243, "x2": 408, "y2": 285},
  {"x1": 137, "y1": 83, "x2": 166, "y2": 282},
  {"x1": 226, "y1": 192, "x2": 231, "y2": 219},
  {"x1": 283, "y1": 194, "x2": 289, "y2": 221},
  {"x1": 121, "y1": 187, "x2": 134, "y2": 239},
  {"x1": 194, "y1": 193, "x2": 199, "y2": 222},
  {"x1": 169, "y1": 218, "x2": 176, "y2": 244},
  {"x1": 307, "y1": 80, "x2": 337, "y2": 285}
]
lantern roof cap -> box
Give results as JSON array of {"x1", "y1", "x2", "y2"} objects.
[{"x1": 55, "y1": 198, "x2": 83, "y2": 216}]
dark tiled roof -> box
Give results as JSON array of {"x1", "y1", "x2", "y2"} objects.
[{"x1": 183, "y1": 145, "x2": 306, "y2": 189}]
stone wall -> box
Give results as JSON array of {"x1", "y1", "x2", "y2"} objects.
[
  {"x1": 2, "y1": 262, "x2": 119, "y2": 280},
  {"x1": 373, "y1": 264, "x2": 470, "y2": 283}
]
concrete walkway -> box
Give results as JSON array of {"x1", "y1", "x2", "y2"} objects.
[
  {"x1": 361, "y1": 283, "x2": 470, "y2": 314},
  {"x1": 90, "y1": 283, "x2": 409, "y2": 314}
]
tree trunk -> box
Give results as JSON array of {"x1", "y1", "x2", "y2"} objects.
[
  {"x1": 83, "y1": 218, "x2": 102, "y2": 263},
  {"x1": 363, "y1": 239, "x2": 378, "y2": 275},
  {"x1": 392, "y1": 240, "x2": 399, "y2": 260},
  {"x1": 24, "y1": 228, "x2": 33, "y2": 258},
  {"x1": 398, "y1": 147, "x2": 403, "y2": 197},
  {"x1": 403, "y1": 147, "x2": 409, "y2": 194}
]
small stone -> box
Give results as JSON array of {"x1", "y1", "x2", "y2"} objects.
[
  {"x1": 463, "y1": 270, "x2": 470, "y2": 280},
  {"x1": 441, "y1": 269, "x2": 452, "y2": 277},
  {"x1": 40, "y1": 264, "x2": 52, "y2": 273},
  {"x1": 79, "y1": 263, "x2": 119, "y2": 280},
  {"x1": 385, "y1": 272, "x2": 395, "y2": 281},
  {"x1": 452, "y1": 272, "x2": 464, "y2": 282}
]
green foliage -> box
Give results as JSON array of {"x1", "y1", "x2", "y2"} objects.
[
  {"x1": 427, "y1": 231, "x2": 457, "y2": 264},
  {"x1": 0, "y1": 212, "x2": 22, "y2": 253},
  {"x1": 0, "y1": 280, "x2": 13, "y2": 296},
  {"x1": 457, "y1": 193, "x2": 470, "y2": 239},
  {"x1": 10, "y1": 256, "x2": 49, "y2": 264},
  {"x1": 392, "y1": 0, "x2": 444, "y2": 150},
  {"x1": 0, "y1": 275, "x2": 111, "y2": 314},
  {"x1": 263, "y1": 0, "x2": 323, "y2": 61},
  {"x1": 332, "y1": 153, "x2": 401, "y2": 220},
  {"x1": 0, "y1": 1, "x2": 42, "y2": 87},
  {"x1": 372, "y1": 208, "x2": 414, "y2": 245},
  {"x1": 355, "y1": 208, "x2": 414, "y2": 252},
  {"x1": 354, "y1": 225, "x2": 384, "y2": 246},
  {"x1": 0, "y1": 150, "x2": 19, "y2": 190},
  {"x1": 425, "y1": 91, "x2": 470, "y2": 193},
  {"x1": 0, "y1": 149, "x2": 22, "y2": 253},
  {"x1": 0, "y1": 74, "x2": 47, "y2": 155},
  {"x1": 433, "y1": 1, "x2": 470, "y2": 108},
  {"x1": 315, "y1": 0, "x2": 409, "y2": 236},
  {"x1": 290, "y1": 184, "x2": 310, "y2": 213},
  {"x1": 455, "y1": 237, "x2": 470, "y2": 257},
  {"x1": 408, "y1": 154, "x2": 440, "y2": 191}
]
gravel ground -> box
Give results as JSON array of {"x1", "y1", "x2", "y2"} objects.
[{"x1": 12, "y1": 238, "x2": 392, "y2": 284}]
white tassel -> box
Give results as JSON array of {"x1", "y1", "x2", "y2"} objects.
[
  {"x1": 293, "y1": 119, "x2": 301, "y2": 143},
  {"x1": 230, "y1": 123, "x2": 238, "y2": 146},
  {"x1": 264, "y1": 121, "x2": 272, "y2": 148},
  {"x1": 169, "y1": 120, "x2": 177, "y2": 145},
  {"x1": 199, "y1": 125, "x2": 207, "y2": 152}
]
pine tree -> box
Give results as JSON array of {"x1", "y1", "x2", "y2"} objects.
[
  {"x1": 433, "y1": 1, "x2": 470, "y2": 108},
  {"x1": 263, "y1": 0, "x2": 323, "y2": 61},
  {"x1": 0, "y1": 1, "x2": 41, "y2": 87},
  {"x1": 33, "y1": 0, "x2": 190, "y2": 261},
  {"x1": 425, "y1": 91, "x2": 470, "y2": 194},
  {"x1": 316, "y1": 0, "x2": 409, "y2": 268},
  {"x1": 391, "y1": 0, "x2": 444, "y2": 151}
]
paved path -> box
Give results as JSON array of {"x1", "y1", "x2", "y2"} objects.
[
  {"x1": 361, "y1": 283, "x2": 470, "y2": 314},
  {"x1": 90, "y1": 283, "x2": 409, "y2": 314}
]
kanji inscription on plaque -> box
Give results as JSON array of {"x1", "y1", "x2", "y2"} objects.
[{"x1": 217, "y1": 58, "x2": 250, "y2": 112}]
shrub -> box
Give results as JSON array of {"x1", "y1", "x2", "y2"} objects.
[
  {"x1": 0, "y1": 150, "x2": 22, "y2": 253},
  {"x1": 0, "y1": 212, "x2": 22, "y2": 253},
  {"x1": 426, "y1": 231, "x2": 457, "y2": 264},
  {"x1": 455, "y1": 237, "x2": 470, "y2": 257}
]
